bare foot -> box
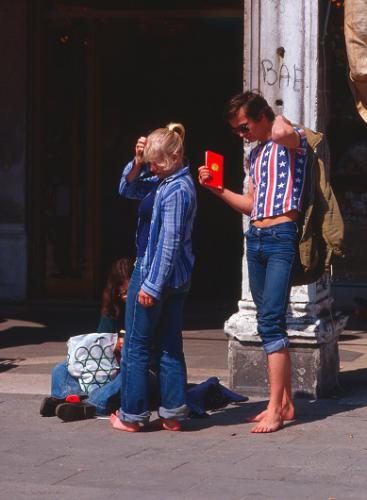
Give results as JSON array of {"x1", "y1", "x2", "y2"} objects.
[
  {"x1": 160, "y1": 418, "x2": 182, "y2": 431},
  {"x1": 251, "y1": 413, "x2": 283, "y2": 433},
  {"x1": 246, "y1": 404, "x2": 295, "y2": 423},
  {"x1": 110, "y1": 412, "x2": 140, "y2": 432},
  {"x1": 280, "y1": 403, "x2": 295, "y2": 421},
  {"x1": 246, "y1": 409, "x2": 268, "y2": 423}
]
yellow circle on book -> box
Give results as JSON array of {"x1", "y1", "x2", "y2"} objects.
[{"x1": 211, "y1": 163, "x2": 219, "y2": 172}]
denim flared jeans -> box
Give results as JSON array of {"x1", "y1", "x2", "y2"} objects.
[
  {"x1": 245, "y1": 221, "x2": 298, "y2": 354},
  {"x1": 119, "y1": 258, "x2": 189, "y2": 423}
]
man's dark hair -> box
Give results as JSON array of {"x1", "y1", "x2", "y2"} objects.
[{"x1": 223, "y1": 90, "x2": 275, "y2": 123}]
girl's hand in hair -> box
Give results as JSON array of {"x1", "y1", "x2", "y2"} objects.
[
  {"x1": 135, "y1": 136, "x2": 147, "y2": 166},
  {"x1": 127, "y1": 138, "x2": 147, "y2": 182}
]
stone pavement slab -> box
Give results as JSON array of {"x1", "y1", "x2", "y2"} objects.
[
  {"x1": 1, "y1": 302, "x2": 367, "y2": 499},
  {"x1": 1, "y1": 393, "x2": 367, "y2": 499}
]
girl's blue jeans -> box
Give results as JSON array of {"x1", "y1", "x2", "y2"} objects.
[
  {"x1": 119, "y1": 258, "x2": 189, "y2": 423},
  {"x1": 51, "y1": 361, "x2": 121, "y2": 416},
  {"x1": 245, "y1": 221, "x2": 298, "y2": 354}
]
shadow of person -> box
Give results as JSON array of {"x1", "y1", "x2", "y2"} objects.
[
  {"x1": 274, "y1": 367, "x2": 367, "y2": 430},
  {"x1": 183, "y1": 401, "x2": 266, "y2": 432},
  {"x1": 0, "y1": 323, "x2": 48, "y2": 349},
  {"x1": 0, "y1": 358, "x2": 24, "y2": 373},
  {"x1": 0, "y1": 305, "x2": 98, "y2": 349},
  {"x1": 182, "y1": 366, "x2": 367, "y2": 433}
]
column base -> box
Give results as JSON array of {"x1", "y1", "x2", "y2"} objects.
[{"x1": 228, "y1": 336, "x2": 340, "y2": 399}]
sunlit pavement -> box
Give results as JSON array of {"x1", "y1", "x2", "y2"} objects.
[{"x1": 1, "y1": 302, "x2": 367, "y2": 500}]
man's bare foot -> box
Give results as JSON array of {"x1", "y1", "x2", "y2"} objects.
[
  {"x1": 110, "y1": 412, "x2": 140, "y2": 432},
  {"x1": 246, "y1": 404, "x2": 295, "y2": 423},
  {"x1": 250, "y1": 413, "x2": 283, "y2": 433},
  {"x1": 246, "y1": 409, "x2": 268, "y2": 423},
  {"x1": 160, "y1": 418, "x2": 182, "y2": 431}
]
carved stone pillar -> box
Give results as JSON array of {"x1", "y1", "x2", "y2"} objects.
[{"x1": 225, "y1": 0, "x2": 346, "y2": 398}]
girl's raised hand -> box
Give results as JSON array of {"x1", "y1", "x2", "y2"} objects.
[{"x1": 135, "y1": 136, "x2": 147, "y2": 166}]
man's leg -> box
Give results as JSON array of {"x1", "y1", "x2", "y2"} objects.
[
  {"x1": 281, "y1": 347, "x2": 294, "y2": 419},
  {"x1": 251, "y1": 348, "x2": 292, "y2": 433},
  {"x1": 246, "y1": 227, "x2": 286, "y2": 424},
  {"x1": 250, "y1": 223, "x2": 297, "y2": 432},
  {"x1": 249, "y1": 347, "x2": 294, "y2": 423}
]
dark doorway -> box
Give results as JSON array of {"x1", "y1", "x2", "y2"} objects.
[
  {"x1": 326, "y1": 2, "x2": 367, "y2": 286},
  {"x1": 30, "y1": 2, "x2": 244, "y2": 306}
]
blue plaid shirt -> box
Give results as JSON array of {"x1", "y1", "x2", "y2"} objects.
[{"x1": 119, "y1": 161, "x2": 197, "y2": 299}]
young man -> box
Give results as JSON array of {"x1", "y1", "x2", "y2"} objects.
[{"x1": 198, "y1": 91, "x2": 308, "y2": 433}]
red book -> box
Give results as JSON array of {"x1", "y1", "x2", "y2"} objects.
[{"x1": 205, "y1": 150, "x2": 224, "y2": 189}]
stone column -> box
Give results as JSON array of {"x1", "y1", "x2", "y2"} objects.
[{"x1": 225, "y1": 0, "x2": 346, "y2": 398}]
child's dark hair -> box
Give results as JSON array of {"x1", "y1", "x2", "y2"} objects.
[
  {"x1": 100, "y1": 257, "x2": 134, "y2": 319},
  {"x1": 223, "y1": 90, "x2": 275, "y2": 123}
]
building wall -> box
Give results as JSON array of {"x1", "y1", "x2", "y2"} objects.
[
  {"x1": 243, "y1": 0, "x2": 319, "y2": 129},
  {"x1": 0, "y1": 0, "x2": 27, "y2": 299}
]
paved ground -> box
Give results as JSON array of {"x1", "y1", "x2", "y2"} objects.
[{"x1": 0, "y1": 301, "x2": 367, "y2": 499}]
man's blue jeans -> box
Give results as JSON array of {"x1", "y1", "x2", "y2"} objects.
[
  {"x1": 245, "y1": 222, "x2": 298, "y2": 354},
  {"x1": 119, "y1": 258, "x2": 189, "y2": 423}
]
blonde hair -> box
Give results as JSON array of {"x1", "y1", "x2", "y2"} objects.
[{"x1": 143, "y1": 122, "x2": 185, "y2": 173}]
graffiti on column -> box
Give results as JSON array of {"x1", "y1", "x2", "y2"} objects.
[{"x1": 261, "y1": 59, "x2": 304, "y2": 92}]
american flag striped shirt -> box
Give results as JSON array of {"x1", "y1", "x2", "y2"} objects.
[{"x1": 249, "y1": 127, "x2": 308, "y2": 221}]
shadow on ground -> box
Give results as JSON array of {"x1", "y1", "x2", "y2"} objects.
[
  {"x1": 183, "y1": 366, "x2": 367, "y2": 432},
  {"x1": 0, "y1": 299, "x2": 237, "y2": 349},
  {"x1": 0, "y1": 358, "x2": 24, "y2": 372},
  {"x1": 182, "y1": 389, "x2": 367, "y2": 433},
  {"x1": 342, "y1": 311, "x2": 367, "y2": 331},
  {"x1": 0, "y1": 302, "x2": 100, "y2": 348}
]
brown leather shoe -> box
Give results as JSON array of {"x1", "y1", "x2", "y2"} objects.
[
  {"x1": 40, "y1": 397, "x2": 65, "y2": 417},
  {"x1": 55, "y1": 402, "x2": 96, "y2": 422}
]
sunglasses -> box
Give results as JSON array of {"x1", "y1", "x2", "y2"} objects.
[{"x1": 231, "y1": 123, "x2": 250, "y2": 135}]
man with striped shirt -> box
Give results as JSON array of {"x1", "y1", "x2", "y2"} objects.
[{"x1": 198, "y1": 91, "x2": 308, "y2": 433}]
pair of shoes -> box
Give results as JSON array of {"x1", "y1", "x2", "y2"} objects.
[
  {"x1": 160, "y1": 418, "x2": 182, "y2": 431},
  {"x1": 55, "y1": 402, "x2": 96, "y2": 422},
  {"x1": 40, "y1": 396, "x2": 65, "y2": 417}
]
